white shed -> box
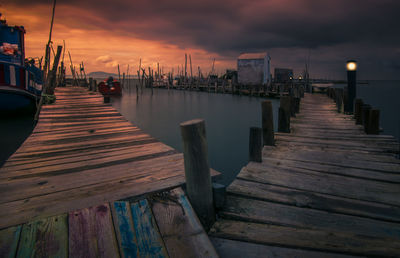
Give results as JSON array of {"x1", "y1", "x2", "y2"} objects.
[{"x1": 237, "y1": 52, "x2": 271, "y2": 85}]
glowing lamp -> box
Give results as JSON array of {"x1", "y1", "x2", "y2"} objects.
[{"x1": 346, "y1": 60, "x2": 357, "y2": 71}]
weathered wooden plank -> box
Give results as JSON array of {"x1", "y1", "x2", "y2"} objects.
[
  {"x1": 1, "y1": 142, "x2": 170, "y2": 173},
  {"x1": 0, "y1": 151, "x2": 179, "y2": 203},
  {"x1": 228, "y1": 179, "x2": 400, "y2": 222},
  {"x1": 276, "y1": 135, "x2": 399, "y2": 153},
  {"x1": 112, "y1": 201, "x2": 139, "y2": 258},
  {"x1": 221, "y1": 195, "x2": 400, "y2": 239},
  {"x1": 260, "y1": 157, "x2": 400, "y2": 183},
  {"x1": 0, "y1": 225, "x2": 21, "y2": 258},
  {"x1": 151, "y1": 188, "x2": 218, "y2": 258},
  {"x1": 69, "y1": 203, "x2": 119, "y2": 258},
  {"x1": 210, "y1": 220, "x2": 400, "y2": 257},
  {"x1": 0, "y1": 155, "x2": 186, "y2": 229},
  {"x1": 9, "y1": 136, "x2": 156, "y2": 160},
  {"x1": 239, "y1": 164, "x2": 400, "y2": 206},
  {"x1": 262, "y1": 147, "x2": 400, "y2": 173},
  {"x1": 130, "y1": 199, "x2": 168, "y2": 257},
  {"x1": 210, "y1": 237, "x2": 358, "y2": 258},
  {"x1": 17, "y1": 214, "x2": 68, "y2": 258}
]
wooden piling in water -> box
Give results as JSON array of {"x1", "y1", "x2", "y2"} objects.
[
  {"x1": 278, "y1": 96, "x2": 291, "y2": 133},
  {"x1": 366, "y1": 109, "x2": 380, "y2": 135},
  {"x1": 261, "y1": 100, "x2": 274, "y2": 146},
  {"x1": 354, "y1": 99, "x2": 364, "y2": 124},
  {"x1": 361, "y1": 104, "x2": 372, "y2": 130},
  {"x1": 249, "y1": 127, "x2": 262, "y2": 162},
  {"x1": 180, "y1": 119, "x2": 215, "y2": 230}
]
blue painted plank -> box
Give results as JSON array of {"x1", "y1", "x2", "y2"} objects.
[
  {"x1": 16, "y1": 214, "x2": 68, "y2": 258},
  {"x1": 113, "y1": 201, "x2": 139, "y2": 258},
  {"x1": 131, "y1": 199, "x2": 168, "y2": 258},
  {"x1": 0, "y1": 225, "x2": 21, "y2": 258}
]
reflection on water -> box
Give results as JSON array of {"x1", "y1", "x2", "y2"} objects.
[{"x1": 112, "y1": 88, "x2": 280, "y2": 185}]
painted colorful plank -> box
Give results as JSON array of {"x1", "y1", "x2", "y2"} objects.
[
  {"x1": 0, "y1": 225, "x2": 21, "y2": 258},
  {"x1": 112, "y1": 201, "x2": 139, "y2": 258},
  {"x1": 69, "y1": 203, "x2": 119, "y2": 258},
  {"x1": 16, "y1": 214, "x2": 68, "y2": 258},
  {"x1": 151, "y1": 188, "x2": 218, "y2": 258},
  {"x1": 130, "y1": 199, "x2": 168, "y2": 258}
]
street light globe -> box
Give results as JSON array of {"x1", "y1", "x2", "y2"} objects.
[{"x1": 346, "y1": 60, "x2": 357, "y2": 71}]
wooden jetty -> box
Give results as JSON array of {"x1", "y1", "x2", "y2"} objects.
[
  {"x1": 210, "y1": 93, "x2": 400, "y2": 257},
  {"x1": 0, "y1": 86, "x2": 218, "y2": 257}
]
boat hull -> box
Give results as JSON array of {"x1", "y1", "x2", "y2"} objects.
[
  {"x1": 98, "y1": 81, "x2": 122, "y2": 96},
  {"x1": 0, "y1": 86, "x2": 37, "y2": 116}
]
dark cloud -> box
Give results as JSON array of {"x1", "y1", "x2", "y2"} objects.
[{"x1": 6, "y1": 0, "x2": 400, "y2": 79}]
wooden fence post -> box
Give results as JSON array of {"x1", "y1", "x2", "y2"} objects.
[
  {"x1": 261, "y1": 100, "x2": 274, "y2": 146},
  {"x1": 249, "y1": 127, "x2": 262, "y2": 162},
  {"x1": 354, "y1": 99, "x2": 364, "y2": 124},
  {"x1": 278, "y1": 96, "x2": 291, "y2": 133},
  {"x1": 366, "y1": 109, "x2": 380, "y2": 134},
  {"x1": 180, "y1": 119, "x2": 215, "y2": 230}
]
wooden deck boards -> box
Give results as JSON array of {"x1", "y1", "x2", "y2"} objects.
[
  {"x1": 210, "y1": 93, "x2": 400, "y2": 257},
  {"x1": 0, "y1": 187, "x2": 217, "y2": 257},
  {"x1": 0, "y1": 87, "x2": 217, "y2": 230}
]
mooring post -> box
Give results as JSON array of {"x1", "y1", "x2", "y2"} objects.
[
  {"x1": 361, "y1": 104, "x2": 372, "y2": 131},
  {"x1": 366, "y1": 109, "x2": 380, "y2": 134},
  {"x1": 89, "y1": 77, "x2": 93, "y2": 91},
  {"x1": 180, "y1": 119, "x2": 215, "y2": 230},
  {"x1": 335, "y1": 88, "x2": 344, "y2": 113},
  {"x1": 249, "y1": 127, "x2": 262, "y2": 162},
  {"x1": 290, "y1": 96, "x2": 296, "y2": 117},
  {"x1": 354, "y1": 99, "x2": 364, "y2": 124},
  {"x1": 294, "y1": 97, "x2": 300, "y2": 113},
  {"x1": 261, "y1": 100, "x2": 274, "y2": 146},
  {"x1": 278, "y1": 96, "x2": 291, "y2": 133}
]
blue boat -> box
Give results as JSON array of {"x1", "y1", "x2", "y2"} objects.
[{"x1": 0, "y1": 15, "x2": 43, "y2": 116}]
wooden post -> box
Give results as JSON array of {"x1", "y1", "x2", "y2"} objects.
[
  {"x1": 104, "y1": 96, "x2": 110, "y2": 103},
  {"x1": 354, "y1": 99, "x2": 364, "y2": 124},
  {"x1": 335, "y1": 88, "x2": 344, "y2": 113},
  {"x1": 366, "y1": 109, "x2": 380, "y2": 134},
  {"x1": 294, "y1": 97, "x2": 300, "y2": 113},
  {"x1": 93, "y1": 79, "x2": 97, "y2": 92},
  {"x1": 361, "y1": 104, "x2": 372, "y2": 131},
  {"x1": 261, "y1": 100, "x2": 274, "y2": 146},
  {"x1": 89, "y1": 77, "x2": 93, "y2": 91},
  {"x1": 278, "y1": 96, "x2": 291, "y2": 133},
  {"x1": 249, "y1": 127, "x2": 262, "y2": 162},
  {"x1": 180, "y1": 119, "x2": 215, "y2": 229},
  {"x1": 290, "y1": 96, "x2": 296, "y2": 117}
]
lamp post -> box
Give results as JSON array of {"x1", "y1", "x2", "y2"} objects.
[{"x1": 346, "y1": 60, "x2": 357, "y2": 113}]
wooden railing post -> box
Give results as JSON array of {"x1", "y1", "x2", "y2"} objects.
[
  {"x1": 261, "y1": 100, "x2": 274, "y2": 146},
  {"x1": 278, "y1": 96, "x2": 291, "y2": 133},
  {"x1": 249, "y1": 127, "x2": 262, "y2": 162},
  {"x1": 180, "y1": 119, "x2": 215, "y2": 230}
]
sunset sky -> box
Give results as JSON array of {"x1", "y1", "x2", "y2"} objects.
[{"x1": 2, "y1": 0, "x2": 400, "y2": 79}]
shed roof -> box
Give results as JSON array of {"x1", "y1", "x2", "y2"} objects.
[{"x1": 238, "y1": 52, "x2": 268, "y2": 60}]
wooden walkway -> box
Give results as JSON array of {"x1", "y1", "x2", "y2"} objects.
[
  {"x1": 0, "y1": 86, "x2": 217, "y2": 229},
  {"x1": 210, "y1": 93, "x2": 400, "y2": 257}
]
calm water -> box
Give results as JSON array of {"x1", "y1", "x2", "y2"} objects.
[
  {"x1": 112, "y1": 88, "x2": 280, "y2": 185},
  {"x1": 111, "y1": 80, "x2": 400, "y2": 185}
]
